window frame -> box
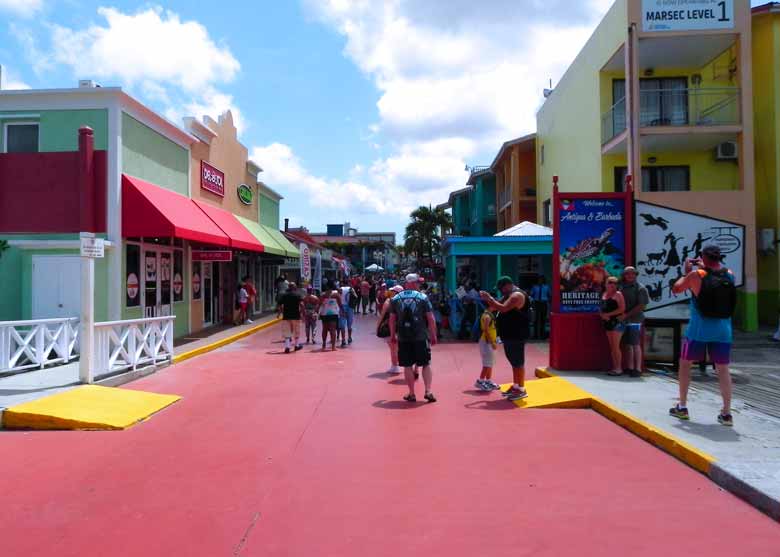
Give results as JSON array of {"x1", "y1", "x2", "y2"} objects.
[
  {"x1": 614, "y1": 165, "x2": 691, "y2": 193},
  {"x1": 3, "y1": 121, "x2": 40, "y2": 153}
]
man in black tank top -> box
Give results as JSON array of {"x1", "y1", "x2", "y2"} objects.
[{"x1": 480, "y1": 276, "x2": 529, "y2": 401}]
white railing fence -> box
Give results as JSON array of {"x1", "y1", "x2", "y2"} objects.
[
  {"x1": 93, "y1": 316, "x2": 175, "y2": 377},
  {"x1": 0, "y1": 318, "x2": 79, "y2": 374}
]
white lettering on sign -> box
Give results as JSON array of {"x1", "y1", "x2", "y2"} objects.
[
  {"x1": 642, "y1": 0, "x2": 733, "y2": 32},
  {"x1": 80, "y1": 236, "x2": 105, "y2": 258},
  {"x1": 200, "y1": 160, "x2": 225, "y2": 197}
]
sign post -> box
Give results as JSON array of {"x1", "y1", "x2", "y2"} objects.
[
  {"x1": 79, "y1": 232, "x2": 104, "y2": 383},
  {"x1": 550, "y1": 177, "x2": 634, "y2": 371},
  {"x1": 300, "y1": 243, "x2": 311, "y2": 284}
]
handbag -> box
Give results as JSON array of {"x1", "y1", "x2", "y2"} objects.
[{"x1": 377, "y1": 314, "x2": 391, "y2": 338}]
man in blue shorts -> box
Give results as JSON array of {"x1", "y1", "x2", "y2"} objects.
[{"x1": 669, "y1": 245, "x2": 736, "y2": 426}]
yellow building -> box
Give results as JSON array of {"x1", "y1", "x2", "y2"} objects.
[
  {"x1": 537, "y1": 0, "x2": 759, "y2": 330},
  {"x1": 752, "y1": 3, "x2": 780, "y2": 326}
]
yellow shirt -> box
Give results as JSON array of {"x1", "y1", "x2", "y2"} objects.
[{"x1": 480, "y1": 311, "x2": 497, "y2": 344}]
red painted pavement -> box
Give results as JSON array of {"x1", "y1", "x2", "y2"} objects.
[{"x1": 1, "y1": 317, "x2": 778, "y2": 556}]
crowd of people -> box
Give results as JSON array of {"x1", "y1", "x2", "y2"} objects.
[{"x1": 263, "y1": 243, "x2": 741, "y2": 424}]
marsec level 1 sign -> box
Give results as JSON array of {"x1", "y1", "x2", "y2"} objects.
[{"x1": 642, "y1": 0, "x2": 733, "y2": 32}]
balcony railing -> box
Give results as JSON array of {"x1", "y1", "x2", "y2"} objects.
[{"x1": 601, "y1": 87, "x2": 741, "y2": 144}]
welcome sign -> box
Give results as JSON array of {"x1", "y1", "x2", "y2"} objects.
[
  {"x1": 557, "y1": 197, "x2": 627, "y2": 313},
  {"x1": 642, "y1": 0, "x2": 734, "y2": 32}
]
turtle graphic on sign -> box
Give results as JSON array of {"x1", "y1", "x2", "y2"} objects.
[
  {"x1": 173, "y1": 273, "x2": 183, "y2": 296},
  {"x1": 127, "y1": 272, "x2": 139, "y2": 300}
]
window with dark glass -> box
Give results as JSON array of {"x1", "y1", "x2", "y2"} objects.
[
  {"x1": 5, "y1": 123, "x2": 39, "y2": 153},
  {"x1": 543, "y1": 199, "x2": 552, "y2": 227},
  {"x1": 126, "y1": 244, "x2": 140, "y2": 308},
  {"x1": 614, "y1": 166, "x2": 690, "y2": 192},
  {"x1": 173, "y1": 250, "x2": 184, "y2": 302},
  {"x1": 192, "y1": 262, "x2": 202, "y2": 300}
]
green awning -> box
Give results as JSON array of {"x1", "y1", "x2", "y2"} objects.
[
  {"x1": 266, "y1": 226, "x2": 300, "y2": 258},
  {"x1": 236, "y1": 216, "x2": 286, "y2": 256}
]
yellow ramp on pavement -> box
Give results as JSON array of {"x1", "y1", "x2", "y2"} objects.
[
  {"x1": 503, "y1": 377, "x2": 592, "y2": 409},
  {"x1": 2, "y1": 385, "x2": 181, "y2": 430}
]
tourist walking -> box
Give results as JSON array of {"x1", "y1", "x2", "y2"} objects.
[
  {"x1": 530, "y1": 276, "x2": 550, "y2": 339},
  {"x1": 378, "y1": 285, "x2": 404, "y2": 374},
  {"x1": 277, "y1": 283, "x2": 304, "y2": 353},
  {"x1": 600, "y1": 277, "x2": 626, "y2": 376},
  {"x1": 360, "y1": 277, "x2": 371, "y2": 314},
  {"x1": 474, "y1": 306, "x2": 500, "y2": 391},
  {"x1": 243, "y1": 276, "x2": 256, "y2": 324},
  {"x1": 302, "y1": 287, "x2": 320, "y2": 344},
  {"x1": 619, "y1": 266, "x2": 649, "y2": 377},
  {"x1": 389, "y1": 274, "x2": 438, "y2": 403},
  {"x1": 669, "y1": 245, "x2": 737, "y2": 426},
  {"x1": 319, "y1": 289, "x2": 343, "y2": 351},
  {"x1": 480, "y1": 277, "x2": 530, "y2": 401},
  {"x1": 339, "y1": 282, "x2": 358, "y2": 347}
]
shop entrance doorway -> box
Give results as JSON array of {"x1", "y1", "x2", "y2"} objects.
[
  {"x1": 202, "y1": 262, "x2": 222, "y2": 326},
  {"x1": 142, "y1": 248, "x2": 173, "y2": 318}
]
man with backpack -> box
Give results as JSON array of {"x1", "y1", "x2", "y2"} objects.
[
  {"x1": 480, "y1": 276, "x2": 531, "y2": 401},
  {"x1": 339, "y1": 282, "x2": 359, "y2": 346},
  {"x1": 669, "y1": 245, "x2": 736, "y2": 426},
  {"x1": 389, "y1": 274, "x2": 438, "y2": 403}
]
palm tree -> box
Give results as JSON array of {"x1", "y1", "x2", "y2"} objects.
[{"x1": 404, "y1": 205, "x2": 453, "y2": 261}]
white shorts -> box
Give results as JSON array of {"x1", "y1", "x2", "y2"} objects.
[{"x1": 479, "y1": 338, "x2": 495, "y2": 367}]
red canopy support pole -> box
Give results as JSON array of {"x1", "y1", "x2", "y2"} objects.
[{"x1": 78, "y1": 126, "x2": 96, "y2": 232}]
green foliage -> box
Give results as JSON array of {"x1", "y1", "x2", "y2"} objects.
[
  {"x1": 0, "y1": 239, "x2": 7, "y2": 260},
  {"x1": 404, "y1": 205, "x2": 453, "y2": 260}
]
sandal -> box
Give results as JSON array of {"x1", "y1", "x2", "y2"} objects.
[
  {"x1": 424, "y1": 392, "x2": 437, "y2": 403},
  {"x1": 607, "y1": 370, "x2": 624, "y2": 376},
  {"x1": 403, "y1": 394, "x2": 417, "y2": 403}
]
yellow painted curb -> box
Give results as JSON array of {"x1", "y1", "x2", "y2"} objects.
[
  {"x1": 530, "y1": 366, "x2": 715, "y2": 475},
  {"x1": 173, "y1": 318, "x2": 281, "y2": 365},
  {"x1": 502, "y1": 377, "x2": 592, "y2": 409},
  {"x1": 2, "y1": 385, "x2": 181, "y2": 430}
]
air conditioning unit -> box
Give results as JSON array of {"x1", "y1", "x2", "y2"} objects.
[
  {"x1": 78, "y1": 79, "x2": 99, "y2": 88},
  {"x1": 715, "y1": 141, "x2": 738, "y2": 161}
]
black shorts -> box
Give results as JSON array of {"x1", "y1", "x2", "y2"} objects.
[
  {"x1": 502, "y1": 340, "x2": 526, "y2": 368},
  {"x1": 398, "y1": 340, "x2": 431, "y2": 368},
  {"x1": 321, "y1": 315, "x2": 339, "y2": 325}
]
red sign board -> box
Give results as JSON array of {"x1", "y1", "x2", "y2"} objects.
[
  {"x1": 200, "y1": 160, "x2": 225, "y2": 197},
  {"x1": 192, "y1": 250, "x2": 232, "y2": 262}
]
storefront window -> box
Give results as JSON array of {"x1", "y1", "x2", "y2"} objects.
[
  {"x1": 126, "y1": 244, "x2": 140, "y2": 308},
  {"x1": 173, "y1": 250, "x2": 184, "y2": 303},
  {"x1": 192, "y1": 262, "x2": 202, "y2": 300}
]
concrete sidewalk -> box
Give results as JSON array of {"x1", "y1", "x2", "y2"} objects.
[
  {"x1": 0, "y1": 313, "x2": 280, "y2": 411},
  {"x1": 552, "y1": 368, "x2": 780, "y2": 520}
]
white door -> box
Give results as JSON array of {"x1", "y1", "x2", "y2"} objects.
[{"x1": 31, "y1": 255, "x2": 81, "y2": 319}]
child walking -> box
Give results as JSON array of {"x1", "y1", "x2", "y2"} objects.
[{"x1": 475, "y1": 307, "x2": 500, "y2": 391}]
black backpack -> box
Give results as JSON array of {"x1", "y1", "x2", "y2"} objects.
[
  {"x1": 696, "y1": 268, "x2": 736, "y2": 319},
  {"x1": 398, "y1": 297, "x2": 423, "y2": 340}
]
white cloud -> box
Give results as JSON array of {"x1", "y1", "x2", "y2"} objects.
[
  {"x1": 264, "y1": 0, "x2": 612, "y2": 231},
  {"x1": 1, "y1": 66, "x2": 31, "y2": 90},
  {"x1": 16, "y1": 6, "x2": 243, "y2": 133},
  {"x1": 0, "y1": 0, "x2": 43, "y2": 17}
]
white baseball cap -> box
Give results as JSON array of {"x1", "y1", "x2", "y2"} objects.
[
  {"x1": 405, "y1": 273, "x2": 419, "y2": 283},
  {"x1": 390, "y1": 285, "x2": 404, "y2": 293}
]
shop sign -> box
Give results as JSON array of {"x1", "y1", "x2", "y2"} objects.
[
  {"x1": 557, "y1": 196, "x2": 626, "y2": 313},
  {"x1": 173, "y1": 272, "x2": 183, "y2": 296},
  {"x1": 127, "y1": 272, "x2": 139, "y2": 300},
  {"x1": 80, "y1": 236, "x2": 104, "y2": 258},
  {"x1": 299, "y1": 243, "x2": 311, "y2": 281},
  {"x1": 642, "y1": 0, "x2": 733, "y2": 32},
  {"x1": 237, "y1": 184, "x2": 253, "y2": 205},
  {"x1": 201, "y1": 160, "x2": 225, "y2": 197},
  {"x1": 192, "y1": 250, "x2": 232, "y2": 262}
]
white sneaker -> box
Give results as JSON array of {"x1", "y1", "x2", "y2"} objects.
[
  {"x1": 387, "y1": 366, "x2": 400, "y2": 375},
  {"x1": 246, "y1": 319, "x2": 254, "y2": 324}
]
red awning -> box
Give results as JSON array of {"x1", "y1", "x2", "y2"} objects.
[
  {"x1": 122, "y1": 175, "x2": 229, "y2": 246},
  {"x1": 193, "y1": 200, "x2": 265, "y2": 253}
]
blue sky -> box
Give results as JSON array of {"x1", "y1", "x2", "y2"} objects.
[{"x1": 0, "y1": 0, "x2": 766, "y2": 238}]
